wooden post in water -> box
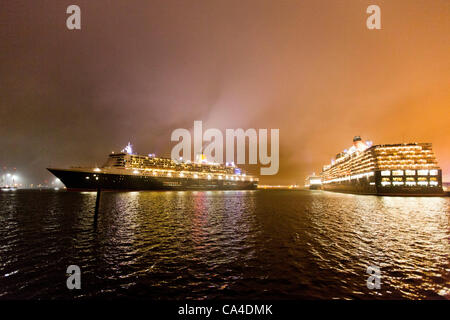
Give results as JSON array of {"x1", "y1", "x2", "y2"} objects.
[{"x1": 94, "y1": 187, "x2": 101, "y2": 224}]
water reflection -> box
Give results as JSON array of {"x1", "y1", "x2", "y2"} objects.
[{"x1": 0, "y1": 190, "x2": 448, "y2": 299}]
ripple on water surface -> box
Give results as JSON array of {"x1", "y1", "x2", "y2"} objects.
[{"x1": 0, "y1": 189, "x2": 449, "y2": 299}]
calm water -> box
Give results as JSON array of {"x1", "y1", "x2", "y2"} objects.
[{"x1": 0, "y1": 189, "x2": 449, "y2": 300}]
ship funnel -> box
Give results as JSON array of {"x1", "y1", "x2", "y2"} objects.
[
  {"x1": 352, "y1": 136, "x2": 368, "y2": 152},
  {"x1": 122, "y1": 142, "x2": 134, "y2": 155}
]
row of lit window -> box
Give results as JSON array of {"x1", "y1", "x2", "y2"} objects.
[
  {"x1": 376, "y1": 146, "x2": 423, "y2": 151},
  {"x1": 382, "y1": 177, "x2": 437, "y2": 182},
  {"x1": 378, "y1": 164, "x2": 437, "y2": 170},
  {"x1": 322, "y1": 171, "x2": 374, "y2": 184},
  {"x1": 377, "y1": 160, "x2": 436, "y2": 164},
  {"x1": 381, "y1": 169, "x2": 438, "y2": 176},
  {"x1": 377, "y1": 157, "x2": 436, "y2": 162},
  {"x1": 325, "y1": 161, "x2": 375, "y2": 172},
  {"x1": 376, "y1": 155, "x2": 434, "y2": 159},
  {"x1": 131, "y1": 170, "x2": 254, "y2": 182},
  {"x1": 87, "y1": 172, "x2": 254, "y2": 182},
  {"x1": 377, "y1": 161, "x2": 435, "y2": 166},
  {"x1": 380, "y1": 181, "x2": 439, "y2": 187},
  {"x1": 128, "y1": 163, "x2": 234, "y2": 174},
  {"x1": 130, "y1": 160, "x2": 229, "y2": 168}
]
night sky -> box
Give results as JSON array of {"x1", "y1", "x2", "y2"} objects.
[{"x1": 1, "y1": 0, "x2": 449, "y2": 186}]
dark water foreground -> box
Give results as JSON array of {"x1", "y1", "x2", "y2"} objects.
[{"x1": 0, "y1": 189, "x2": 448, "y2": 299}]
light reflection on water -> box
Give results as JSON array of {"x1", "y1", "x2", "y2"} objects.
[{"x1": 0, "y1": 189, "x2": 448, "y2": 299}]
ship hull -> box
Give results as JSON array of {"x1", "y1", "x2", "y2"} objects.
[
  {"x1": 48, "y1": 169, "x2": 258, "y2": 191},
  {"x1": 321, "y1": 170, "x2": 445, "y2": 196}
]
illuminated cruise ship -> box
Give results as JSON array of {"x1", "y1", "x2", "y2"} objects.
[
  {"x1": 48, "y1": 143, "x2": 258, "y2": 191},
  {"x1": 320, "y1": 136, "x2": 444, "y2": 196},
  {"x1": 304, "y1": 174, "x2": 322, "y2": 190}
]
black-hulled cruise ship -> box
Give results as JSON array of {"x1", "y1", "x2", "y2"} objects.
[
  {"x1": 319, "y1": 136, "x2": 445, "y2": 196},
  {"x1": 48, "y1": 143, "x2": 258, "y2": 191}
]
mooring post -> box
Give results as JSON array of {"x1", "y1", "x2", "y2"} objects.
[{"x1": 94, "y1": 187, "x2": 101, "y2": 223}]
